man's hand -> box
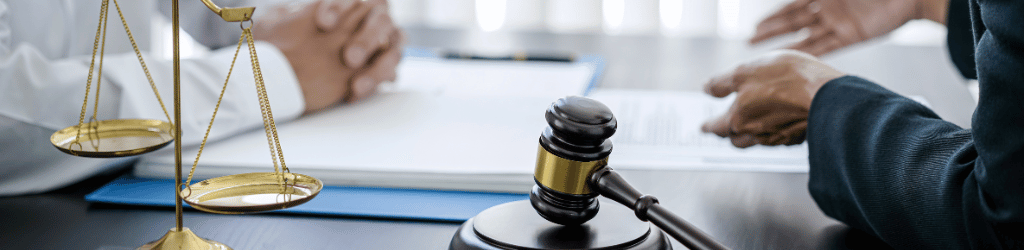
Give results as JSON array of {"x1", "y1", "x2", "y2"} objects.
[
  {"x1": 253, "y1": 0, "x2": 404, "y2": 113},
  {"x1": 701, "y1": 50, "x2": 844, "y2": 148},
  {"x1": 750, "y1": 0, "x2": 948, "y2": 56}
]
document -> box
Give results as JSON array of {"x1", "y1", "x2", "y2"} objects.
[
  {"x1": 587, "y1": 89, "x2": 930, "y2": 173},
  {"x1": 136, "y1": 92, "x2": 553, "y2": 192},
  {"x1": 588, "y1": 89, "x2": 809, "y2": 172},
  {"x1": 134, "y1": 57, "x2": 931, "y2": 192},
  {"x1": 135, "y1": 57, "x2": 601, "y2": 193}
]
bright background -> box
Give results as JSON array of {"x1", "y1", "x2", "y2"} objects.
[
  {"x1": 149, "y1": 0, "x2": 974, "y2": 99},
  {"x1": 385, "y1": 0, "x2": 946, "y2": 45}
]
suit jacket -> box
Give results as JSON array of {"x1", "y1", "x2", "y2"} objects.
[{"x1": 806, "y1": 0, "x2": 1024, "y2": 248}]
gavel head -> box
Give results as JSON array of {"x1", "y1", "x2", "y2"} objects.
[{"x1": 530, "y1": 96, "x2": 616, "y2": 225}]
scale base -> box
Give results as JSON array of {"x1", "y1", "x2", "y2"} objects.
[
  {"x1": 137, "y1": 227, "x2": 231, "y2": 250},
  {"x1": 450, "y1": 200, "x2": 671, "y2": 250}
]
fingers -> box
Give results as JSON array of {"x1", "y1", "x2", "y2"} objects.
[
  {"x1": 315, "y1": 0, "x2": 357, "y2": 31},
  {"x1": 702, "y1": 113, "x2": 758, "y2": 148},
  {"x1": 370, "y1": 30, "x2": 405, "y2": 82},
  {"x1": 701, "y1": 86, "x2": 810, "y2": 148},
  {"x1": 756, "y1": 120, "x2": 808, "y2": 146},
  {"x1": 705, "y1": 59, "x2": 764, "y2": 98},
  {"x1": 704, "y1": 74, "x2": 739, "y2": 98},
  {"x1": 759, "y1": 0, "x2": 813, "y2": 25},
  {"x1": 778, "y1": 120, "x2": 808, "y2": 145},
  {"x1": 324, "y1": 0, "x2": 381, "y2": 46},
  {"x1": 786, "y1": 24, "x2": 829, "y2": 49},
  {"x1": 806, "y1": 36, "x2": 842, "y2": 57},
  {"x1": 708, "y1": 119, "x2": 807, "y2": 148},
  {"x1": 749, "y1": 0, "x2": 815, "y2": 44},
  {"x1": 378, "y1": 30, "x2": 405, "y2": 82},
  {"x1": 750, "y1": 11, "x2": 817, "y2": 45},
  {"x1": 701, "y1": 64, "x2": 750, "y2": 140},
  {"x1": 731, "y1": 134, "x2": 757, "y2": 148},
  {"x1": 786, "y1": 25, "x2": 843, "y2": 56},
  {"x1": 697, "y1": 49, "x2": 827, "y2": 148},
  {"x1": 343, "y1": 5, "x2": 395, "y2": 68},
  {"x1": 346, "y1": 32, "x2": 403, "y2": 102},
  {"x1": 754, "y1": 120, "x2": 808, "y2": 146},
  {"x1": 314, "y1": 0, "x2": 392, "y2": 70},
  {"x1": 701, "y1": 112, "x2": 732, "y2": 138}
]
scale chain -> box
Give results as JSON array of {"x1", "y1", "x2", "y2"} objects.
[
  {"x1": 183, "y1": 24, "x2": 293, "y2": 197},
  {"x1": 247, "y1": 30, "x2": 281, "y2": 176},
  {"x1": 247, "y1": 30, "x2": 289, "y2": 173},
  {"x1": 74, "y1": 0, "x2": 110, "y2": 151},
  {"x1": 248, "y1": 32, "x2": 282, "y2": 184},
  {"x1": 246, "y1": 29, "x2": 291, "y2": 191},
  {"x1": 112, "y1": 0, "x2": 175, "y2": 127},
  {"x1": 183, "y1": 31, "x2": 246, "y2": 193},
  {"x1": 73, "y1": 0, "x2": 176, "y2": 152},
  {"x1": 88, "y1": 0, "x2": 110, "y2": 150}
]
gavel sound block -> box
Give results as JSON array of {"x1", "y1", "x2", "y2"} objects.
[{"x1": 449, "y1": 96, "x2": 728, "y2": 250}]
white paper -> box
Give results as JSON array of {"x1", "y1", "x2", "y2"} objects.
[
  {"x1": 135, "y1": 92, "x2": 553, "y2": 192},
  {"x1": 135, "y1": 58, "x2": 599, "y2": 192},
  {"x1": 588, "y1": 89, "x2": 811, "y2": 172},
  {"x1": 135, "y1": 58, "x2": 932, "y2": 191},
  {"x1": 588, "y1": 89, "x2": 932, "y2": 173}
]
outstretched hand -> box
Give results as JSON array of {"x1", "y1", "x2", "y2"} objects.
[
  {"x1": 701, "y1": 50, "x2": 844, "y2": 148},
  {"x1": 750, "y1": 0, "x2": 947, "y2": 56},
  {"x1": 254, "y1": 0, "x2": 404, "y2": 113}
]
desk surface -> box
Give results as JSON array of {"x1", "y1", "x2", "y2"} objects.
[{"x1": 0, "y1": 27, "x2": 974, "y2": 250}]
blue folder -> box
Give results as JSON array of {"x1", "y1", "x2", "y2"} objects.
[{"x1": 86, "y1": 175, "x2": 528, "y2": 222}]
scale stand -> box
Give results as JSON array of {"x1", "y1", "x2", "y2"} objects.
[
  {"x1": 137, "y1": 1, "x2": 255, "y2": 249},
  {"x1": 450, "y1": 199, "x2": 672, "y2": 250},
  {"x1": 138, "y1": 228, "x2": 229, "y2": 250}
]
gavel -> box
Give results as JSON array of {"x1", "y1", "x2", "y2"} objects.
[{"x1": 530, "y1": 96, "x2": 729, "y2": 250}]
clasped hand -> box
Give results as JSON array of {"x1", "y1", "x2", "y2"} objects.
[{"x1": 254, "y1": 0, "x2": 404, "y2": 113}]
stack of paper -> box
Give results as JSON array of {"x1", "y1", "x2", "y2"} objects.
[
  {"x1": 134, "y1": 57, "x2": 600, "y2": 193},
  {"x1": 134, "y1": 57, "x2": 851, "y2": 193}
]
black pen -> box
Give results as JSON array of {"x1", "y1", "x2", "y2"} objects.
[{"x1": 443, "y1": 51, "x2": 575, "y2": 62}]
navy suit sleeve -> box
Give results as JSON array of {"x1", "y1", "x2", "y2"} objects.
[
  {"x1": 807, "y1": 0, "x2": 1024, "y2": 245},
  {"x1": 807, "y1": 76, "x2": 976, "y2": 248},
  {"x1": 946, "y1": 0, "x2": 976, "y2": 79},
  {"x1": 968, "y1": 0, "x2": 1024, "y2": 246}
]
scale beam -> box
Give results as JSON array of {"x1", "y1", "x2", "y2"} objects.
[{"x1": 199, "y1": 0, "x2": 255, "y2": 22}]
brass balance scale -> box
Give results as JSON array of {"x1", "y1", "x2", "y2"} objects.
[{"x1": 47, "y1": 0, "x2": 323, "y2": 249}]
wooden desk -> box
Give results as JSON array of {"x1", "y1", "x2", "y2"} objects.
[{"x1": 0, "y1": 27, "x2": 974, "y2": 249}]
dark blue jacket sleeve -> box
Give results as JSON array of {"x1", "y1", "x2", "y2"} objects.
[
  {"x1": 946, "y1": 0, "x2": 976, "y2": 79},
  {"x1": 806, "y1": 0, "x2": 1024, "y2": 248},
  {"x1": 807, "y1": 77, "x2": 977, "y2": 248}
]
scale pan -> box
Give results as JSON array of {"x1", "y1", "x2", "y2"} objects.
[
  {"x1": 50, "y1": 119, "x2": 173, "y2": 158},
  {"x1": 182, "y1": 172, "x2": 323, "y2": 214}
]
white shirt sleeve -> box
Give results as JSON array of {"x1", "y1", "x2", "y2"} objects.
[
  {"x1": 0, "y1": 0, "x2": 305, "y2": 196},
  {"x1": 159, "y1": 0, "x2": 296, "y2": 49}
]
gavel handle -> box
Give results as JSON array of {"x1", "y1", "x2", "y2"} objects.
[{"x1": 590, "y1": 167, "x2": 730, "y2": 250}]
